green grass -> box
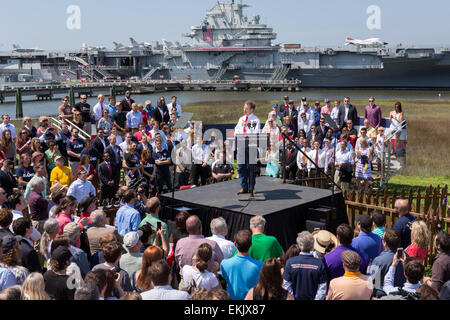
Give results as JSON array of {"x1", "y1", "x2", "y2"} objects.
[{"x1": 386, "y1": 175, "x2": 450, "y2": 191}]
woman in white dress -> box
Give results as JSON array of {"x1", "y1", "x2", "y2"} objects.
[{"x1": 387, "y1": 102, "x2": 405, "y2": 139}]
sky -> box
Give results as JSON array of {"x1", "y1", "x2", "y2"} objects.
[{"x1": 1, "y1": 0, "x2": 449, "y2": 51}]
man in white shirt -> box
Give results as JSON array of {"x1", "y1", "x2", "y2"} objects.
[
  {"x1": 67, "y1": 168, "x2": 96, "y2": 203},
  {"x1": 297, "y1": 102, "x2": 314, "y2": 122},
  {"x1": 119, "y1": 132, "x2": 133, "y2": 155},
  {"x1": 296, "y1": 138, "x2": 311, "y2": 180},
  {"x1": 166, "y1": 96, "x2": 182, "y2": 116},
  {"x1": 191, "y1": 137, "x2": 211, "y2": 186},
  {"x1": 92, "y1": 94, "x2": 106, "y2": 122},
  {"x1": 8, "y1": 191, "x2": 41, "y2": 242},
  {"x1": 334, "y1": 140, "x2": 354, "y2": 192},
  {"x1": 307, "y1": 140, "x2": 327, "y2": 178},
  {"x1": 234, "y1": 100, "x2": 260, "y2": 196},
  {"x1": 206, "y1": 217, "x2": 237, "y2": 260},
  {"x1": 126, "y1": 103, "x2": 143, "y2": 133},
  {"x1": 141, "y1": 260, "x2": 189, "y2": 300},
  {"x1": 0, "y1": 114, "x2": 17, "y2": 142}
]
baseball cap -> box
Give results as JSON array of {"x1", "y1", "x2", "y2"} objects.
[
  {"x1": 357, "y1": 214, "x2": 373, "y2": 230},
  {"x1": 1, "y1": 235, "x2": 22, "y2": 253},
  {"x1": 272, "y1": 103, "x2": 279, "y2": 108},
  {"x1": 123, "y1": 230, "x2": 144, "y2": 248},
  {"x1": 288, "y1": 100, "x2": 295, "y2": 105},
  {"x1": 301, "y1": 97, "x2": 307, "y2": 101},
  {"x1": 51, "y1": 246, "x2": 72, "y2": 264},
  {"x1": 324, "y1": 98, "x2": 330, "y2": 103}
]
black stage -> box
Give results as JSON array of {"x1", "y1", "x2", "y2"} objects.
[{"x1": 160, "y1": 176, "x2": 348, "y2": 250}]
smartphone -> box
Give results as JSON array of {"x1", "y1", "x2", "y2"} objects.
[
  {"x1": 396, "y1": 248, "x2": 403, "y2": 259},
  {"x1": 157, "y1": 221, "x2": 162, "y2": 231}
]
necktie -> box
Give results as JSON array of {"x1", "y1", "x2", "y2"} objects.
[
  {"x1": 288, "y1": 149, "x2": 291, "y2": 157},
  {"x1": 107, "y1": 162, "x2": 111, "y2": 178},
  {"x1": 315, "y1": 150, "x2": 319, "y2": 166},
  {"x1": 243, "y1": 116, "x2": 248, "y2": 133},
  {"x1": 302, "y1": 149, "x2": 306, "y2": 166}
]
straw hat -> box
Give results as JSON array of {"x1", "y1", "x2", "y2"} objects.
[
  {"x1": 50, "y1": 181, "x2": 66, "y2": 197},
  {"x1": 312, "y1": 230, "x2": 338, "y2": 254}
]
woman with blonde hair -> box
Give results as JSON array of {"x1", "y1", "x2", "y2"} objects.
[
  {"x1": 22, "y1": 272, "x2": 50, "y2": 300},
  {"x1": 22, "y1": 117, "x2": 37, "y2": 138},
  {"x1": 405, "y1": 220, "x2": 430, "y2": 263}
]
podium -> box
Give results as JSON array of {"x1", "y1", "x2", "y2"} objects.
[{"x1": 235, "y1": 133, "x2": 269, "y2": 201}]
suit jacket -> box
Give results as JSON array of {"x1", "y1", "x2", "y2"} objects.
[
  {"x1": 0, "y1": 170, "x2": 18, "y2": 196},
  {"x1": 0, "y1": 227, "x2": 14, "y2": 239},
  {"x1": 338, "y1": 105, "x2": 358, "y2": 130},
  {"x1": 20, "y1": 239, "x2": 42, "y2": 273},
  {"x1": 98, "y1": 162, "x2": 114, "y2": 186},
  {"x1": 105, "y1": 145, "x2": 121, "y2": 169},
  {"x1": 280, "y1": 147, "x2": 298, "y2": 171},
  {"x1": 151, "y1": 107, "x2": 170, "y2": 124},
  {"x1": 306, "y1": 131, "x2": 323, "y2": 146},
  {"x1": 120, "y1": 98, "x2": 135, "y2": 112},
  {"x1": 92, "y1": 136, "x2": 109, "y2": 161},
  {"x1": 317, "y1": 125, "x2": 330, "y2": 137}
]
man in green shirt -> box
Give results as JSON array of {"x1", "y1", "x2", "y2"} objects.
[
  {"x1": 248, "y1": 215, "x2": 283, "y2": 262},
  {"x1": 139, "y1": 197, "x2": 168, "y2": 245}
]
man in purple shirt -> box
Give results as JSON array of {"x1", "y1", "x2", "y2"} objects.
[
  {"x1": 364, "y1": 97, "x2": 382, "y2": 129},
  {"x1": 174, "y1": 215, "x2": 224, "y2": 281},
  {"x1": 324, "y1": 224, "x2": 368, "y2": 282},
  {"x1": 28, "y1": 178, "x2": 49, "y2": 233}
]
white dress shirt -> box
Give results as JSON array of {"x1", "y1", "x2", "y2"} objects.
[
  {"x1": 67, "y1": 179, "x2": 96, "y2": 203},
  {"x1": 141, "y1": 285, "x2": 190, "y2": 300},
  {"x1": 297, "y1": 107, "x2": 314, "y2": 121},
  {"x1": 307, "y1": 148, "x2": 327, "y2": 171},
  {"x1": 11, "y1": 210, "x2": 41, "y2": 242},
  {"x1": 119, "y1": 141, "x2": 131, "y2": 155},
  {"x1": 206, "y1": 234, "x2": 237, "y2": 260},
  {"x1": 0, "y1": 123, "x2": 17, "y2": 140},
  {"x1": 93, "y1": 102, "x2": 106, "y2": 121},
  {"x1": 234, "y1": 113, "x2": 260, "y2": 135},
  {"x1": 297, "y1": 118, "x2": 313, "y2": 135},
  {"x1": 167, "y1": 103, "x2": 182, "y2": 116},
  {"x1": 191, "y1": 144, "x2": 211, "y2": 165},
  {"x1": 296, "y1": 146, "x2": 311, "y2": 169},
  {"x1": 335, "y1": 148, "x2": 354, "y2": 166}
]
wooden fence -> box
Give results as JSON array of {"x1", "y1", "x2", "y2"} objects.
[{"x1": 344, "y1": 185, "x2": 449, "y2": 266}]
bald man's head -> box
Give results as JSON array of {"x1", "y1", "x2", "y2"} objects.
[
  {"x1": 90, "y1": 210, "x2": 106, "y2": 226},
  {"x1": 395, "y1": 199, "x2": 409, "y2": 215},
  {"x1": 186, "y1": 215, "x2": 202, "y2": 235}
]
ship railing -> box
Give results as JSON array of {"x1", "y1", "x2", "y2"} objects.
[{"x1": 50, "y1": 117, "x2": 91, "y2": 141}]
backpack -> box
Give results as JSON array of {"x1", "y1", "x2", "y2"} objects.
[{"x1": 185, "y1": 268, "x2": 205, "y2": 295}]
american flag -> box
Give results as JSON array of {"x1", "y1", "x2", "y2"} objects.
[{"x1": 202, "y1": 25, "x2": 213, "y2": 43}]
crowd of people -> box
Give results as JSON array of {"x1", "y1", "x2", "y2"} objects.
[
  {"x1": 0, "y1": 92, "x2": 446, "y2": 301},
  {"x1": 268, "y1": 96, "x2": 407, "y2": 194}
]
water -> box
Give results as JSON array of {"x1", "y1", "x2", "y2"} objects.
[{"x1": 2, "y1": 89, "x2": 448, "y2": 119}]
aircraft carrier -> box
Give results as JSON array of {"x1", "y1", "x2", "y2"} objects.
[{"x1": 1, "y1": 0, "x2": 450, "y2": 88}]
